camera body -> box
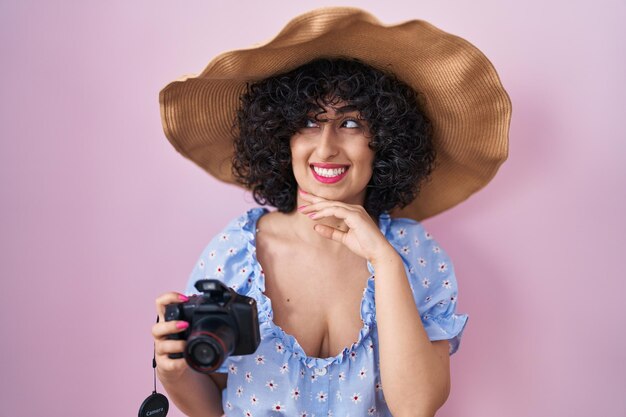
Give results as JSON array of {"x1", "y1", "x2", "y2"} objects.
[{"x1": 165, "y1": 279, "x2": 260, "y2": 373}]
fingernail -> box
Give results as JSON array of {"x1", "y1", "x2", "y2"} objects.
[
  {"x1": 299, "y1": 189, "x2": 308, "y2": 194},
  {"x1": 297, "y1": 205, "x2": 308, "y2": 211},
  {"x1": 178, "y1": 294, "x2": 189, "y2": 302},
  {"x1": 176, "y1": 321, "x2": 189, "y2": 330},
  {"x1": 308, "y1": 212, "x2": 317, "y2": 218}
]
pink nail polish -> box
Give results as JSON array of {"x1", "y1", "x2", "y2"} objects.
[
  {"x1": 308, "y1": 212, "x2": 317, "y2": 218},
  {"x1": 299, "y1": 189, "x2": 308, "y2": 194},
  {"x1": 297, "y1": 205, "x2": 307, "y2": 210},
  {"x1": 176, "y1": 321, "x2": 189, "y2": 330},
  {"x1": 178, "y1": 294, "x2": 189, "y2": 302}
]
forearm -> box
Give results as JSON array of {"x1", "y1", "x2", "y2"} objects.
[
  {"x1": 371, "y1": 248, "x2": 449, "y2": 417},
  {"x1": 158, "y1": 367, "x2": 224, "y2": 417}
]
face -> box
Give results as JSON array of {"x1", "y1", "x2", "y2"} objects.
[{"x1": 289, "y1": 100, "x2": 375, "y2": 205}]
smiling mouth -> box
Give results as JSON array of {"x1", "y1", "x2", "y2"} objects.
[
  {"x1": 309, "y1": 164, "x2": 350, "y2": 184},
  {"x1": 310, "y1": 165, "x2": 349, "y2": 178}
]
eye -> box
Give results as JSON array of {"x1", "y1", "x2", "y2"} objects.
[
  {"x1": 304, "y1": 118, "x2": 318, "y2": 128},
  {"x1": 342, "y1": 118, "x2": 361, "y2": 129}
]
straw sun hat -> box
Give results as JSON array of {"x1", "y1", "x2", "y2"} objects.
[{"x1": 159, "y1": 7, "x2": 511, "y2": 220}]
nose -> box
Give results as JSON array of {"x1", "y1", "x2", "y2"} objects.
[{"x1": 315, "y1": 124, "x2": 339, "y2": 159}]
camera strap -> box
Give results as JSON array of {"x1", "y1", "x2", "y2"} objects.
[{"x1": 138, "y1": 316, "x2": 169, "y2": 417}]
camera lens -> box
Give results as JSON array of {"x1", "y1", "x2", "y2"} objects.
[
  {"x1": 190, "y1": 341, "x2": 217, "y2": 366},
  {"x1": 185, "y1": 316, "x2": 236, "y2": 373}
]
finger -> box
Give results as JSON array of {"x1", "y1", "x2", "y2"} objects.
[
  {"x1": 155, "y1": 339, "x2": 187, "y2": 356},
  {"x1": 155, "y1": 292, "x2": 189, "y2": 320},
  {"x1": 152, "y1": 320, "x2": 190, "y2": 339},
  {"x1": 309, "y1": 205, "x2": 356, "y2": 222},
  {"x1": 313, "y1": 223, "x2": 347, "y2": 242},
  {"x1": 298, "y1": 200, "x2": 361, "y2": 215},
  {"x1": 155, "y1": 353, "x2": 188, "y2": 374}
]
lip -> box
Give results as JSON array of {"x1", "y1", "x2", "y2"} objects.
[
  {"x1": 310, "y1": 162, "x2": 350, "y2": 169},
  {"x1": 310, "y1": 164, "x2": 350, "y2": 184}
]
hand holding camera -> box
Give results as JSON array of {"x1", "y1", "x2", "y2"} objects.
[{"x1": 153, "y1": 279, "x2": 261, "y2": 376}]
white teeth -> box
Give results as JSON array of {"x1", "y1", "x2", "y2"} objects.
[{"x1": 312, "y1": 166, "x2": 347, "y2": 177}]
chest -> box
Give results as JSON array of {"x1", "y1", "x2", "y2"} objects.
[{"x1": 256, "y1": 237, "x2": 372, "y2": 359}]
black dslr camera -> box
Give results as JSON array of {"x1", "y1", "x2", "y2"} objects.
[{"x1": 164, "y1": 279, "x2": 261, "y2": 373}]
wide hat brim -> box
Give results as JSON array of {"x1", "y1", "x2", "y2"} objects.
[{"x1": 159, "y1": 7, "x2": 512, "y2": 220}]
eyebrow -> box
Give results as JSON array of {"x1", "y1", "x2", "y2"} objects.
[{"x1": 308, "y1": 104, "x2": 360, "y2": 118}]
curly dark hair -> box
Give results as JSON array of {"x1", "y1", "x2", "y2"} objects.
[{"x1": 231, "y1": 57, "x2": 436, "y2": 219}]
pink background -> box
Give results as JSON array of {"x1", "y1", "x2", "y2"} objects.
[{"x1": 1, "y1": 1, "x2": 624, "y2": 416}]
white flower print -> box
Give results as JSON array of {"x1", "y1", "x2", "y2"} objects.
[
  {"x1": 338, "y1": 371, "x2": 346, "y2": 381},
  {"x1": 418, "y1": 257, "x2": 427, "y2": 267},
  {"x1": 358, "y1": 367, "x2": 367, "y2": 380},
  {"x1": 279, "y1": 363, "x2": 289, "y2": 374},
  {"x1": 451, "y1": 294, "x2": 457, "y2": 303},
  {"x1": 423, "y1": 313, "x2": 431, "y2": 320},
  {"x1": 208, "y1": 250, "x2": 216, "y2": 259},
  {"x1": 369, "y1": 342, "x2": 375, "y2": 351},
  {"x1": 397, "y1": 228, "x2": 406, "y2": 238},
  {"x1": 228, "y1": 363, "x2": 237, "y2": 374},
  {"x1": 244, "y1": 410, "x2": 253, "y2": 417},
  {"x1": 336, "y1": 390, "x2": 342, "y2": 401},
  {"x1": 300, "y1": 369, "x2": 305, "y2": 378},
  {"x1": 351, "y1": 393, "x2": 362, "y2": 404},
  {"x1": 272, "y1": 402, "x2": 285, "y2": 412},
  {"x1": 421, "y1": 277, "x2": 431, "y2": 288},
  {"x1": 438, "y1": 299, "x2": 448, "y2": 307},
  {"x1": 245, "y1": 371, "x2": 253, "y2": 383},
  {"x1": 265, "y1": 379, "x2": 278, "y2": 391},
  {"x1": 349, "y1": 350, "x2": 357, "y2": 361},
  {"x1": 226, "y1": 401, "x2": 232, "y2": 410},
  {"x1": 236, "y1": 386, "x2": 244, "y2": 397},
  {"x1": 442, "y1": 279, "x2": 452, "y2": 289},
  {"x1": 227, "y1": 247, "x2": 237, "y2": 256},
  {"x1": 425, "y1": 231, "x2": 433, "y2": 240},
  {"x1": 198, "y1": 259, "x2": 205, "y2": 269},
  {"x1": 310, "y1": 373, "x2": 318, "y2": 382},
  {"x1": 239, "y1": 266, "x2": 248, "y2": 276},
  {"x1": 375, "y1": 381, "x2": 383, "y2": 392},
  {"x1": 214, "y1": 265, "x2": 224, "y2": 277},
  {"x1": 368, "y1": 407, "x2": 377, "y2": 415},
  {"x1": 414, "y1": 236, "x2": 420, "y2": 246},
  {"x1": 327, "y1": 411, "x2": 333, "y2": 417},
  {"x1": 316, "y1": 391, "x2": 328, "y2": 402},
  {"x1": 438, "y1": 262, "x2": 448, "y2": 273},
  {"x1": 299, "y1": 412, "x2": 309, "y2": 417},
  {"x1": 290, "y1": 387, "x2": 301, "y2": 400},
  {"x1": 433, "y1": 246, "x2": 441, "y2": 253},
  {"x1": 425, "y1": 295, "x2": 432, "y2": 303},
  {"x1": 408, "y1": 266, "x2": 415, "y2": 275},
  {"x1": 219, "y1": 233, "x2": 229, "y2": 242},
  {"x1": 401, "y1": 246, "x2": 410, "y2": 255},
  {"x1": 255, "y1": 354, "x2": 265, "y2": 365},
  {"x1": 275, "y1": 342, "x2": 285, "y2": 354},
  {"x1": 250, "y1": 394, "x2": 259, "y2": 406}
]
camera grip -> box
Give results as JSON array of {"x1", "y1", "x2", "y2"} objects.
[
  {"x1": 164, "y1": 303, "x2": 186, "y2": 359},
  {"x1": 166, "y1": 333, "x2": 185, "y2": 359}
]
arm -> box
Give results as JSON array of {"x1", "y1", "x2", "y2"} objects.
[
  {"x1": 157, "y1": 368, "x2": 225, "y2": 417},
  {"x1": 371, "y1": 248, "x2": 451, "y2": 417},
  {"x1": 152, "y1": 292, "x2": 225, "y2": 417},
  {"x1": 296, "y1": 191, "x2": 453, "y2": 416}
]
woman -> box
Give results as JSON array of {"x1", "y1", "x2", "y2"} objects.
[{"x1": 153, "y1": 8, "x2": 510, "y2": 417}]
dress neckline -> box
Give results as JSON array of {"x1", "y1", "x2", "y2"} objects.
[{"x1": 243, "y1": 207, "x2": 391, "y2": 369}]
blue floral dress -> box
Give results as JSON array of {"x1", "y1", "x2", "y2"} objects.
[{"x1": 184, "y1": 207, "x2": 468, "y2": 417}]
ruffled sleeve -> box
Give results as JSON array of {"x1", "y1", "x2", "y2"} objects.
[
  {"x1": 183, "y1": 210, "x2": 259, "y2": 373},
  {"x1": 387, "y1": 217, "x2": 469, "y2": 355}
]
